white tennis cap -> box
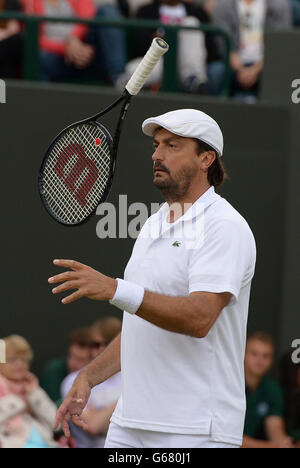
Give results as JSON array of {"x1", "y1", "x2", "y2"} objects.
[{"x1": 142, "y1": 109, "x2": 224, "y2": 157}]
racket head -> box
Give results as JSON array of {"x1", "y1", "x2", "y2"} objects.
[{"x1": 39, "y1": 121, "x2": 115, "y2": 226}]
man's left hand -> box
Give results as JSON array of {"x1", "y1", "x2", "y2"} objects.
[{"x1": 48, "y1": 260, "x2": 117, "y2": 304}]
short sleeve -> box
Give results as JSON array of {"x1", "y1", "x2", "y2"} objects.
[
  {"x1": 188, "y1": 218, "x2": 255, "y2": 303},
  {"x1": 268, "y1": 383, "x2": 284, "y2": 418},
  {"x1": 60, "y1": 371, "x2": 78, "y2": 400}
]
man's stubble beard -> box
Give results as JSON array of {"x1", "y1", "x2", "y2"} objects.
[{"x1": 154, "y1": 164, "x2": 198, "y2": 203}]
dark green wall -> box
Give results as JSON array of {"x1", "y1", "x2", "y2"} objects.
[
  {"x1": 1, "y1": 79, "x2": 293, "y2": 374},
  {"x1": 261, "y1": 30, "x2": 300, "y2": 106},
  {"x1": 262, "y1": 30, "x2": 300, "y2": 357}
]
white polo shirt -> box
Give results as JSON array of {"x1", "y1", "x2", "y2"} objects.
[{"x1": 111, "y1": 186, "x2": 256, "y2": 446}]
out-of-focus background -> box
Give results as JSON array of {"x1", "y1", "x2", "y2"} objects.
[{"x1": 0, "y1": 0, "x2": 300, "y2": 449}]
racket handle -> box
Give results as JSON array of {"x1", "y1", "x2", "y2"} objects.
[{"x1": 125, "y1": 38, "x2": 169, "y2": 96}]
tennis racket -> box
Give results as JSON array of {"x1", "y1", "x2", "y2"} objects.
[{"x1": 38, "y1": 38, "x2": 169, "y2": 226}]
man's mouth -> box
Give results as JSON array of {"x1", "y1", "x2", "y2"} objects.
[{"x1": 154, "y1": 167, "x2": 168, "y2": 174}]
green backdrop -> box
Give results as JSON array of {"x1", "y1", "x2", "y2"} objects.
[{"x1": 1, "y1": 29, "x2": 299, "y2": 373}]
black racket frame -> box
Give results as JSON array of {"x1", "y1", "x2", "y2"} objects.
[{"x1": 38, "y1": 89, "x2": 132, "y2": 227}]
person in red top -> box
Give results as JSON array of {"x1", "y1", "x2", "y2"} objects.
[
  {"x1": 21, "y1": 0, "x2": 126, "y2": 83},
  {"x1": 0, "y1": 0, "x2": 23, "y2": 78}
]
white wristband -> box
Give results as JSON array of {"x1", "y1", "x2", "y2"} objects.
[{"x1": 109, "y1": 279, "x2": 145, "y2": 315}]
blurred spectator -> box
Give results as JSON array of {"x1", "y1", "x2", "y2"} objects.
[
  {"x1": 289, "y1": 0, "x2": 300, "y2": 25},
  {"x1": 0, "y1": 0, "x2": 22, "y2": 78},
  {"x1": 0, "y1": 335, "x2": 60, "y2": 448},
  {"x1": 280, "y1": 350, "x2": 300, "y2": 446},
  {"x1": 40, "y1": 327, "x2": 92, "y2": 406},
  {"x1": 95, "y1": 0, "x2": 130, "y2": 18},
  {"x1": 201, "y1": 0, "x2": 215, "y2": 16},
  {"x1": 87, "y1": 0, "x2": 128, "y2": 83},
  {"x1": 243, "y1": 332, "x2": 294, "y2": 448},
  {"x1": 212, "y1": 0, "x2": 292, "y2": 100},
  {"x1": 184, "y1": 0, "x2": 216, "y2": 15},
  {"x1": 118, "y1": 0, "x2": 222, "y2": 94},
  {"x1": 127, "y1": 0, "x2": 150, "y2": 16},
  {"x1": 61, "y1": 316, "x2": 122, "y2": 448},
  {"x1": 22, "y1": 0, "x2": 126, "y2": 84},
  {"x1": 90, "y1": 316, "x2": 123, "y2": 358}
]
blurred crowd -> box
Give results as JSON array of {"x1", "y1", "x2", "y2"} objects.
[
  {"x1": 0, "y1": 321, "x2": 300, "y2": 448},
  {"x1": 243, "y1": 332, "x2": 300, "y2": 448},
  {"x1": 0, "y1": 0, "x2": 297, "y2": 100},
  {"x1": 0, "y1": 316, "x2": 122, "y2": 448}
]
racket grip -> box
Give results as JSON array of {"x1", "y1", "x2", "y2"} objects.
[{"x1": 125, "y1": 38, "x2": 169, "y2": 96}]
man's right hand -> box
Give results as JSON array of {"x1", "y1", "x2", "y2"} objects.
[{"x1": 54, "y1": 370, "x2": 92, "y2": 437}]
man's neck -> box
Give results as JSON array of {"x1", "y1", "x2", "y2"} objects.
[
  {"x1": 166, "y1": 183, "x2": 211, "y2": 223},
  {"x1": 245, "y1": 370, "x2": 264, "y2": 392}
]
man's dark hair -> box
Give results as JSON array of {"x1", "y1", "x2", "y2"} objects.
[
  {"x1": 69, "y1": 328, "x2": 92, "y2": 348},
  {"x1": 195, "y1": 140, "x2": 227, "y2": 189},
  {"x1": 247, "y1": 331, "x2": 275, "y2": 350}
]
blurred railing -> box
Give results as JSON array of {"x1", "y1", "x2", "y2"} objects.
[{"x1": 0, "y1": 12, "x2": 231, "y2": 96}]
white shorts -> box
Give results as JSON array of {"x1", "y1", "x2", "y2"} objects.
[{"x1": 104, "y1": 422, "x2": 239, "y2": 449}]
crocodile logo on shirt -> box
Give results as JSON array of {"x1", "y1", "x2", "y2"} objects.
[{"x1": 172, "y1": 241, "x2": 181, "y2": 247}]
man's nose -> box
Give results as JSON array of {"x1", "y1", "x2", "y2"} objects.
[{"x1": 152, "y1": 145, "x2": 164, "y2": 162}]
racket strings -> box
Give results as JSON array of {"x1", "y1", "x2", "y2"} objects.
[{"x1": 41, "y1": 123, "x2": 112, "y2": 225}]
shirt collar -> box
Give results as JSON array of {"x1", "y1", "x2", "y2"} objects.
[
  {"x1": 159, "y1": 185, "x2": 220, "y2": 224},
  {"x1": 141, "y1": 186, "x2": 220, "y2": 240}
]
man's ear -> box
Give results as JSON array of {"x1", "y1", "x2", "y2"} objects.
[{"x1": 199, "y1": 151, "x2": 216, "y2": 171}]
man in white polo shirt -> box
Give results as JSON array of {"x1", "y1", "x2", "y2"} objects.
[{"x1": 50, "y1": 109, "x2": 256, "y2": 448}]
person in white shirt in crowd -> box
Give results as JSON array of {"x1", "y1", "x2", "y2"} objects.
[
  {"x1": 289, "y1": 0, "x2": 300, "y2": 25},
  {"x1": 212, "y1": 0, "x2": 292, "y2": 100},
  {"x1": 50, "y1": 108, "x2": 256, "y2": 448},
  {"x1": 117, "y1": 0, "x2": 222, "y2": 94},
  {"x1": 60, "y1": 317, "x2": 122, "y2": 448}
]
